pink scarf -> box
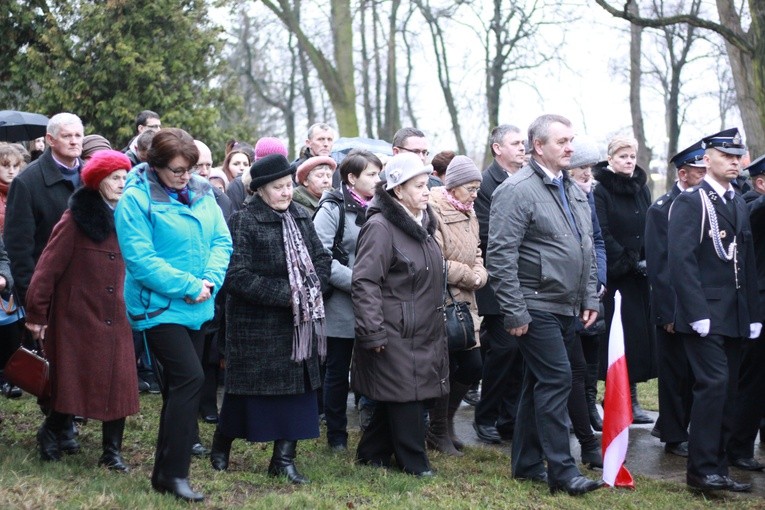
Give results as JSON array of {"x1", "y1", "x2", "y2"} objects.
[
  {"x1": 349, "y1": 188, "x2": 370, "y2": 208},
  {"x1": 445, "y1": 189, "x2": 474, "y2": 213}
]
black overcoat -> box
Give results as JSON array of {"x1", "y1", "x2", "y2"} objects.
[
  {"x1": 224, "y1": 196, "x2": 331, "y2": 396},
  {"x1": 594, "y1": 163, "x2": 657, "y2": 382}
]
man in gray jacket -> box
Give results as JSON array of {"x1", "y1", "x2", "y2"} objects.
[{"x1": 487, "y1": 114, "x2": 602, "y2": 496}]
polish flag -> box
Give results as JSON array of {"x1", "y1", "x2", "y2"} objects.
[{"x1": 601, "y1": 291, "x2": 635, "y2": 488}]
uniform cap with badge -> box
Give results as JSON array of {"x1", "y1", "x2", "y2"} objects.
[
  {"x1": 744, "y1": 153, "x2": 765, "y2": 178},
  {"x1": 700, "y1": 128, "x2": 747, "y2": 156},
  {"x1": 670, "y1": 140, "x2": 706, "y2": 170}
]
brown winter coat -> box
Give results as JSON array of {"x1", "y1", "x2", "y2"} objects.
[
  {"x1": 25, "y1": 187, "x2": 139, "y2": 421},
  {"x1": 351, "y1": 184, "x2": 449, "y2": 403},
  {"x1": 429, "y1": 187, "x2": 487, "y2": 345}
]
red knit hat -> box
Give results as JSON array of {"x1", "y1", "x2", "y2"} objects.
[
  {"x1": 296, "y1": 156, "x2": 337, "y2": 184},
  {"x1": 81, "y1": 150, "x2": 131, "y2": 189}
]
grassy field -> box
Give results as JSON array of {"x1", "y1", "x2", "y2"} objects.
[{"x1": 0, "y1": 382, "x2": 760, "y2": 509}]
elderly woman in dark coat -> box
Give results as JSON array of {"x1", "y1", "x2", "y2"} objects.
[
  {"x1": 209, "y1": 154, "x2": 331, "y2": 485},
  {"x1": 25, "y1": 150, "x2": 139, "y2": 469},
  {"x1": 593, "y1": 136, "x2": 656, "y2": 424},
  {"x1": 352, "y1": 152, "x2": 449, "y2": 477}
]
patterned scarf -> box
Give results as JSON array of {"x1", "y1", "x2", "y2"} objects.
[
  {"x1": 277, "y1": 209, "x2": 326, "y2": 362},
  {"x1": 445, "y1": 189, "x2": 474, "y2": 213},
  {"x1": 153, "y1": 169, "x2": 192, "y2": 205},
  {"x1": 349, "y1": 187, "x2": 370, "y2": 208}
]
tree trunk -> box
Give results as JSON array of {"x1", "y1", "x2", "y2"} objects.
[
  {"x1": 381, "y1": 0, "x2": 400, "y2": 142},
  {"x1": 628, "y1": 1, "x2": 653, "y2": 191},
  {"x1": 360, "y1": 0, "x2": 374, "y2": 138}
]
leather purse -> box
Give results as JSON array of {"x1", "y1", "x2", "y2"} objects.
[
  {"x1": 4, "y1": 338, "x2": 51, "y2": 399},
  {"x1": 442, "y1": 266, "x2": 476, "y2": 352}
]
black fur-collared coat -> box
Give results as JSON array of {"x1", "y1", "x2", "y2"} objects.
[
  {"x1": 25, "y1": 187, "x2": 139, "y2": 420},
  {"x1": 224, "y1": 195, "x2": 331, "y2": 396},
  {"x1": 351, "y1": 184, "x2": 449, "y2": 403}
]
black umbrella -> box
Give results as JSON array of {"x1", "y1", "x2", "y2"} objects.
[{"x1": 0, "y1": 110, "x2": 49, "y2": 142}]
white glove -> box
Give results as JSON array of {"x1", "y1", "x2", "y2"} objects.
[
  {"x1": 750, "y1": 322, "x2": 762, "y2": 339},
  {"x1": 691, "y1": 319, "x2": 710, "y2": 337}
]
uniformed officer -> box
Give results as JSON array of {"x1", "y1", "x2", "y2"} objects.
[
  {"x1": 668, "y1": 128, "x2": 761, "y2": 492},
  {"x1": 644, "y1": 141, "x2": 706, "y2": 458},
  {"x1": 727, "y1": 153, "x2": 765, "y2": 471}
]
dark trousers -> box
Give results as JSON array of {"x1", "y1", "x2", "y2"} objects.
[
  {"x1": 449, "y1": 347, "x2": 482, "y2": 386},
  {"x1": 728, "y1": 331, "x2": 765, "y2": 460},
  {"x1": 145, "y1": 324, "x2": 205, "y2": 479},
  {"x1": 682, "y1": 333, "x2": 741, "y2": 477},
  {"x1": 199, "y1": 331, "x2": 220, "y2": 418},
  {"x1": 567, "y1": 332, "x2": 595, "y2": 446},
  {"x1": 357, "y1": 400, "x2": 430, "y2": 474},
  {"x1": 323, "y1": 336, "x2": 354, "y2": 447},
  {"x1": 511, "y1": 310, "x2": 580, "y2": 484},
  {"x1": 655, "y1": 326, "x2": 692, "y2": 444},
  {"x1": 475, "y1": 314, "x2": 523, "y2": 432}
]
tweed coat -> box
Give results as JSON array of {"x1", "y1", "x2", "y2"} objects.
[
  {"x1": 351, "y1": 184, "x2": 449, "y2": 403},
  {"x1": 25, "y1": 187, "x2": 139, "y2": 421},
  {"x1": 428, "y1": 187, "x2": 487, "y2": 345},
  {"x1": 224, "y1": 195, "x2": 331, "y2": 395}
]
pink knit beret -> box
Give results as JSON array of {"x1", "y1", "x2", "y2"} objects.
[
  {"x1": 296, "y1": 156, "x2": 337, "y2": 184},
  {"x1": 81, "y1": 150, "x2": 131, "y2": 189},
  {"x1": 254, "y1": 137, "x2": 288, "y2": 160}
]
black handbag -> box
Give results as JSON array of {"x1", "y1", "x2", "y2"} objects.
[{"x1": 442, "y1": 266, "x2": 476, "y2": 351}]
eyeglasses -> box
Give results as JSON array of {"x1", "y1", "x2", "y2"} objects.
[
  {"x1": 460, "y1": 185, "x2": 480, "y2": 195},
  {"x1": 145, "y1": 124, "x2": 161, "y2": 129},
  {"x1": 396, "y1": 146, "x2": 430, "y2": 157},
  {"x1": 163, "y1": 166, "x2": 192, "y2": 176}
]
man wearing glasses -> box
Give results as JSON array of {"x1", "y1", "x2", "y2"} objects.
[
  {"x1": 392, "y1": 127, "x2": 430, "y2": 163},
  {"x1": 122, "y1": 110, "x2": 162, "y2": 154}
]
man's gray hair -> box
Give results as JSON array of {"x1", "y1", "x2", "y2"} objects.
[
  {"x1": 489, "y1": 124, "x2": 521, "y2": 156},
  {"x1": 47, "y1": 113, "x2": 83, "y2": 138},
  {"x1": 392, "y1": 127, "x2": 426, "y2": 148},
  {"x1": 527, "y1": 114, "x2": 571, "y2": 148},
  {"x1": 306, "y1": 122, "x2": 336, "y2": 140}
]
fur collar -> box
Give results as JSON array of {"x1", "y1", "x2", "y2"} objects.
[
  {"x1": 368, "y1": 182, "x2": 437, "y2": 241},
  {"x1": 68, "y1": 187, "x2": 115, "y2": 242},
  {"x1": 593, "y1": 161, "x2": 648, "y2": 196}
]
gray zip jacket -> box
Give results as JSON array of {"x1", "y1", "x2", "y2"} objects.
[{"x1": 487, "y1": 159, "x2": 599, "y2": 329}]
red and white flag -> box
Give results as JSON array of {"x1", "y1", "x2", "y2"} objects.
[{"x1": 601, "y1": 291, "x2": 635, "y2": 489}]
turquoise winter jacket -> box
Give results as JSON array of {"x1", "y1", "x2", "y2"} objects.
[{"x1": 115, "y1": 164, "x2": 232, "y2": 331}]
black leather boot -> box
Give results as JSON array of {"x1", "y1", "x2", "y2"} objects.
[
  {"x1": 447, "y1": 381, "x2": 471, "y2": 451},
  {"x1": 580, "y1": 437, "x2": 603, "y2": 469},
  {"x1": 426, "y1": 394, "x2": 463, "y2": 456},
  {"x1": 630, "y1": 383, "x2": 653, "y2": 424},
  {"x1": 210, "y1": 427, "x2": 233, "y2": 471},
  {"x1": 59, "y1": 414, "x2": 81, "y2": 454},
  {"x1": 585, "y1": 363, "x2": 602, "y2": 432},
  {"x1": 268, "y1": 440, "x2": 309, "y2": 484},
  {"x1": 37, "y1": 411, "x2": 67, "y2": 462},
  {"x1": 99, "y1": 419, "x2": 129, "y2": 472},
  {"x1": 152, "y1": 474, "x2": 204, "y2": 503}
]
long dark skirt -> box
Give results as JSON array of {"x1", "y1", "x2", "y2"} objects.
[
  {"x1": 219, "y1": 390, "x2": 319, "y2": 442},
  {"x1": 599, "y1": 275, "x2": 657, "y2": 383}
]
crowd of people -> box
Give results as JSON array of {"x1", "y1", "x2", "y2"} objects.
[{"x1": 0, "y1": 109, "x2": 763, "y2": 502}]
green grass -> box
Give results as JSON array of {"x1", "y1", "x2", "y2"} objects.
[{"x1": 0, "y1": 385, "x2": 760, "y2": 509}]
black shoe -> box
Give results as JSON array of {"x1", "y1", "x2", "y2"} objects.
[
  {"x1": 515, "y1": 472, "x2": 548, "y2": 484},
  {"x1": 37, "y1": 425, "x2": 61, "y2": 462},
  {"x1": 99, "y1": 452, "x2": 129, "y2": 472},
  {"x1": 1, "y1": 382, "x2": 22, "y2": 399},
  {"x1": 152, "y1": 475, "x2": 204, "y2": 502},
  {"x1": 650, "y1": 425, "x2": 661, "y2": 439},
  {"x1": 664, "y1": 441, "x2": 689, "y2": 457},
  {"x1": 147, "y1": 381, "x2": 161, "y2": 394},
  {"x1": 581, "y1": 443, "x2": 603, "y2": 469},
  {"x1": 269, "y1": 440, "x2": 310, "y2": 484},
  {"x1": 210, "y1": 429, "x2": 233, "y2": 471},
  {"x1": 463, "y1": 389, "x2": 480, "y2": 407},
  {"x1": 201, "y1": 414, "x2": 219, "y2": 424},
  {"x1": 550, "y1": 475, "x2": 604, "y2": 496},
  {"x1": 138, "y1": 380, "x2": 151, "y2": 393},
  {"x1": 191, "y1": 442, "x2": 210, "y2": 456},
  {"x1": 730, "y1": 457, "x2": 765, "y2": 471},
  {"x1": 686, "y1": 473, "x2": 729, "y2": 491},
  {"x1": 99, "y1": 419, "x2": 129, "y2": 472},
  {"x1": 721, "y1": 475, "x2": 752, "y2": 492},
  {"x1": 631, "y1": 408, "x2": 654, "y2": 424},
  {"x1": 473, "y1": 422, "x2": 502, "y2": 444}
]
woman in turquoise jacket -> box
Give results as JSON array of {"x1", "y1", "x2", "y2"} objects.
[{"x1": 115, "y1": 128, "x2": 232, "y2": 503}]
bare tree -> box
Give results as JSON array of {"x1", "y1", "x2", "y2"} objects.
[
  {"x1": 595, "y1": 0, "x2": 765, "y2": 157},
  {"x1": 628, "y1": 1, "x2": 653, "y2": 180}
]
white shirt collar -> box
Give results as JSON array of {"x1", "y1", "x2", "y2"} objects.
[
  {"x1": 703, "y1": 174, "x2": 734, "y2": 202},
  {"x1": 534, "y1": 159, "x2": 562, "y2": 181}
]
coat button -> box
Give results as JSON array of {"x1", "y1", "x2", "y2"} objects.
[
  {"x1": 106, "y1": 286, "x2": 114, "y2": 293},
  {"x1": 105, "y1": 319, "x2": 112, "y2": 326},
  {"x1": 109, "y1": 253, "x2": 116, "y2": 260}
]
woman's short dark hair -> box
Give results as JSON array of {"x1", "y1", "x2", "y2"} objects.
[
  {"x1": 339, "y1": 149, "x2": 383, "y2": 184},
  {"x1": 147, "y1": 128, "x2": 199, "y2": 169}
]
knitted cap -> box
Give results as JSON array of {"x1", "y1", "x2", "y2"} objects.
[
  {"x1": 81, "y1": 150, "x2": 131, "y2": 189},
  {"x1": 81, "y1": 134, "x2": 112, "y2": 160},
  {"x1": 444, "y1": 155, "x2": 482, "y2": 190},
  {"x1": 385, "y1": 152, "x2": 432, "y2": 190},
  {"x1": 296, "y1": 156, "x2": 337, "y2": 184},
  {"x1": 567, "y1": 137, "x2": 601, "y2": 170},
  {"x1": 208, "y1": 167, "x2": 229, "y2": 186},
  {"x1": 254, "y1": 137, "x2": 288, "y2": 160},
  {"x1": 249, "y1": 154, "x2": 294, "y2": 191}
]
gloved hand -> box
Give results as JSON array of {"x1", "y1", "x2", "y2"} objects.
[
  {"x1": 750, "y1": 322, "x2": 762, "y2": 339},
  {"x1": 635, "y1": 260, "x2": 647, "y2": 277},
  {"x1": 691, "y1": 319, "x2": 710, "y2": 337}
]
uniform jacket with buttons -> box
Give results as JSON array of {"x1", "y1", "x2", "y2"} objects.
[
  {"x1": 25, "y1": 187, "x2": 139, "y2": 421},
  {"x1": 645, "y1": 184, "x2": 681, "y2": 326}
]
